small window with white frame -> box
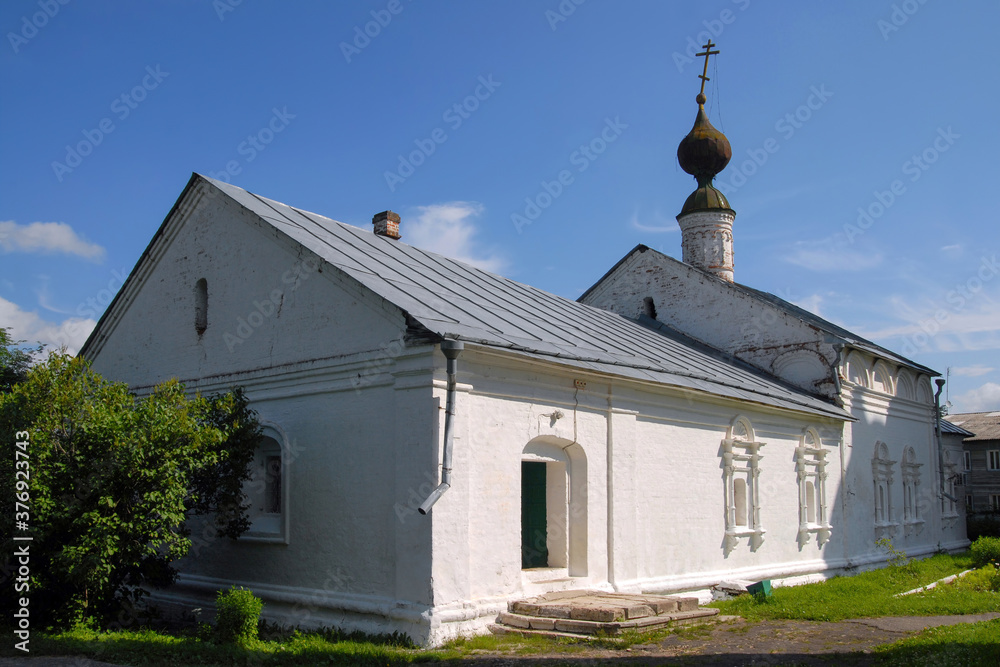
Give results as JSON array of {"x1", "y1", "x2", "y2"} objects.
[
  {"x1": 796, "y1": 428, "x2": 832, "y2": 546},
  {"x1": 242, "y1": 427, "x2": 290, "y2": 544},
  {"x1": 964, "y1": 450, "x2": 972, "y2": 471},
  {"x1": 992, "y1": 494, "x2": 1000, "y2": 511},
  {"x1": 722, "y1": 416, "x2": 765, "y2": 552},
  {"x1": 989, "y1": 450, "x2": 1000, "y2": 471}
]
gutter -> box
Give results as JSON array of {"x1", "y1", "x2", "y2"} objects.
[
  {"x1": 418, "y1": 339, "x2": 464, "y2": 514},
  {"x1": 934, "y1": 378, "x2": 959, "y2": 504}
]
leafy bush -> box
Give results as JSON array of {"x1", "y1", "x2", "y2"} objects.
[
  {"x1": 970, "y1": 536, "x2": 1000, "y2": 568},
  {"x1": 214, "y1": 587, "x2": 263, "y2": 645},
  {"x1": 0, "y1": 354, "x2": 262, "y2": 628},
  {"x1": 955, "y1": 563, "x2": 1000, "y2": 593}
]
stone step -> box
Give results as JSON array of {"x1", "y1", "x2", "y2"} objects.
[
  {"x1": 495, "y1": 607, "x2": 719, "y2": 636},
  {"x1": 509, "y1": 593, "x2": 699, "y2": 620}
]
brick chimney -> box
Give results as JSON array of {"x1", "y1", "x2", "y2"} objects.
[{"x1": 372, "y1": 210, "x2": 401, "y2": 239}]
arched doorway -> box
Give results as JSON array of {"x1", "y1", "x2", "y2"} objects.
[{"x1": 521, "y1": 437, "x2": 587, "y2": 576}]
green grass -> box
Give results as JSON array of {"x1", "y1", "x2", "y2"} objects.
[
  {"x1": 0, "y1": 624, "x2": 603, "y2": 666},
  {"x1": 3, "y1": 550, "x2": 997, "y2": 666},
  {"x1": 710, "y1": 551, "x2": 999, "y2": 621},
  {"x1": 875, "y1": 618, "x2": 1000, "y2": 666}
]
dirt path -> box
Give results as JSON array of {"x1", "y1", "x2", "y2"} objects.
[
  {"x1": 1, "y1": 614, "x2": 997, "y2": 666},
  {"x1": 470, "y1": 613, "x2": 1000, "y2": 666}
]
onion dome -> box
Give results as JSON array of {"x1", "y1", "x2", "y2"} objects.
[{"x1": 677, "y1": 92, "x2": 733, "y2": 215}]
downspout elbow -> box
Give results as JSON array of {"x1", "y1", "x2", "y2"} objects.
[{"x1": 418, "y1": 339, "x2": 464, "y2": 515}]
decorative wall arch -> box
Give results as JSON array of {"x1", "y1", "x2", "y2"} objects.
[
  {"x1": 772, "y1": 349, "x2": 828, "y2": 388},
  {"x1": 916, "y1": 376, "x2": 934, "y2": 404},
  {"x1": 845, "y1": 351, "x2": 870, "y2": 388},
  {"x1": 896, "y1": 370, "x2": 916, "y2": 400},
  {"x1": 728, "y1": 415, "x2": 755, "y2": 443},
  {"x1": 871, "y1": 361, "x2": 894, "y2": 395}
]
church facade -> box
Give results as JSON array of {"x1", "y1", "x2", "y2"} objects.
[{"x1": 81, "y1": 69, "x2": 967, "y2": 645}]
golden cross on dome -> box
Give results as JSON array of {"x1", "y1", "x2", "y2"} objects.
[{"x1": 695, "y1": 40, "x2": 720, "y2": 98}]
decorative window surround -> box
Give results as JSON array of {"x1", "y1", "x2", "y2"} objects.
[
  {"x1": 941, "y1": 454, "x2": 959, "y2": 520},
  {"x1": 796, "y1": 429, "x2": 832, "y2": 547},
  {"x1": 722, "y1": 417, "x2": 765, "y2": 553},
  {"x1": 901, "y1": 446, "x2": 924, "y2": 536},
  {"x1": 872, "y1": 441, "x2": 898, "y2": 538}
]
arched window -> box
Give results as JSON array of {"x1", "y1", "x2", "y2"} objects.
[
  {"x1": 722, "y1": 416, "x2": 765, "y2": 552},
  {"x1": 242, "y1": 425, "x2": 291, "y2": 544},
  {"x1": 733, "y1": 478, "x2": 748, "y2": 527},
  {"x1": 195, "y1": 278, "x2": 208, "y2": 335},
  {"x1": 805, "y1": 481, "x2": 816, "y2": 524},
  {"x1": 796, "y1": 428, "x2": 831, "y2": 547},
  {"x1": 872, "y1": 441, "x2": 897, "y2": 537},
  {"x1": 901, "y1": 446, "x2": 923, "y2": 532}
]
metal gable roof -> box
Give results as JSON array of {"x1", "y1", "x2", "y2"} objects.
[
  {"x1": 940, "y1": 419, "x2": 975, "y2": 437},
  {"x1": 151, "y1": 175, "x2": 851, "y2": 421}
]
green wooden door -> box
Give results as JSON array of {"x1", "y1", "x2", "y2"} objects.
[{"x1": 521, "y1": 461, "x2": 548, "y2": 568}]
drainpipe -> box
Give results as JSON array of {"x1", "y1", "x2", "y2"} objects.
[
  {"x1": 935, "y1": 378, "x2": 959, "y2": 505},
  {"x1": 418, "y1": 339, "x2": 464, "y2": 515}
]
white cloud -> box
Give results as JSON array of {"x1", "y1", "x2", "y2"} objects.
[
  {"x1": 952, "y1": 382, "x2": 1000, "y2": 413},
  {"x1": 0, "y1": 220, "x2": 105, "y2": 261},
  {"x1": 940, "y1": 244, "x2": 963, "y2": 259},
  {"x1": 791, "y1": 293, "x2": 824, "y2": 318},
  {"x1": 951, "y1": 365, "x2": 995, "y2": 377},
  {"x1": 405, "y1": 202, "x2": 505, "y2": 272},
  {"x1": 0, "y1": 295, "x2": 95, "y2": 355},
  {"x1": 783, "y1": 235, "x2": 883, "y2": 272},
  {"x1": 861, "y1": 300, "x2": 1000, "y2": 354},
  {"x1": 629, "y1": 209, "x2": 679, "y2": 234}
]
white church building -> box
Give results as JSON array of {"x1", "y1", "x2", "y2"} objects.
[{"x1": 81, "y1": 68, "x2": 967, "y2": 645}]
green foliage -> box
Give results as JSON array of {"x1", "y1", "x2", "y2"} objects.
[
  {"x1": 0, "y1": 326, "x2": 42, "y2": 393},
  {"x1": 877, "y1": 537, "x2": 918, "y2": 577},
  {"x1": 969, "y1": 536, "x2": 1000, "y2": 568},
  {"x1": 214, "y1": 586, "x2": 263, "y2": 646},
  {"x1": 710, "y1": 551, "x2": 996, "y2": 622},
  {"x1": 954, "y1": 563, "x2": 1000, "y2": 593},
  {"x1": 0, "y1": 353, "x2": 262, "y2": 628}
]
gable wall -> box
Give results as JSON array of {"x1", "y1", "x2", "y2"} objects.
[
  {"x1": 580, "y1": 249, "x2": 840, "y2": 399},
  {"x1": 87, "y1": 182, "x2": 407, "y2": 388}
]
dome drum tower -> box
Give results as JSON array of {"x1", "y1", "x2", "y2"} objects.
[{"x1": 676, "y1": 40, "x2": 736, "y2": 282}]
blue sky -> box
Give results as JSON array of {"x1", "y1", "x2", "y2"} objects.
[{"x1": 2, "y1": 0, "x2": 998, "y2": 413}]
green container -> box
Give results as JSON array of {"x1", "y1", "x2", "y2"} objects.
[{"x1": 747, "y1": 580, "x2": 773, "y2": 597}]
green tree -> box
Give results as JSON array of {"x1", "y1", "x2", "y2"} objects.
[
  {"x1": 0, "y1": 327, "x2": 42, "y2": 392},
  {"x1": 0, "y1": 353, "x2": 261, "y2": 627}
]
